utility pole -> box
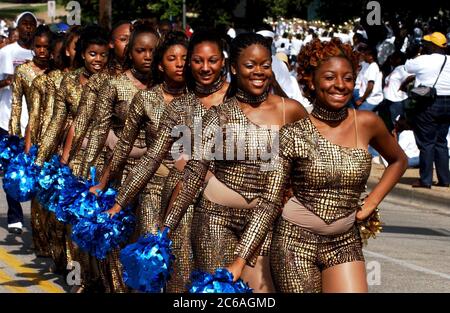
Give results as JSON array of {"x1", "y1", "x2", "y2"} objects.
[{"x1": 99, "y1": 0, "x2": 112, "y2": 30}]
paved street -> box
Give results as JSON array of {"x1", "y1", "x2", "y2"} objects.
[{"x1": 0, "y1": 181, "x2": 449, "y2": 293}]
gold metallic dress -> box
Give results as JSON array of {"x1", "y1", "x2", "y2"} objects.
[
  {"x1": 35, "y1": 68, "x2": 87, "y2": 281},
  {"x1": 109, "y1": 84, "x2": 176, "y2": 236},
  {"x1": 81, "y1": 72, "x2": 145, "y2": 293},
  {"x1": 37, "y1": 69, "x2": 69, "y2": 273},
  {"x1": 164, "y1": 97, "x2": 280, "y2": 279},
  {"x1": 8, "y1": 61, "x2": 49, "y2": 258},
  {"x1": 68, "y1": 71, "x2": 112, "y2": 177},
  {"x1": 264, "y1": 116, "x2": 372, "y2": 292},
  {"x1": 116, "y1": 92, "x2": 214, "y2": 293},
  {"x1": 28, "y1": 74, "x2": 48, "y2": 145},
  {"x1": 8, "y1": 60, "x2": 45, "y2": 137}
]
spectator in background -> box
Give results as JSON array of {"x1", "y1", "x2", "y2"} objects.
[
  {"x1": 404, "y1": 32, "x2": 450, "y2": 188},
  {"x1": 157, "y1": 19, "x2": 172, "y2": 38},
  {"x1": 355, "y1": 46, "x2": 384, "y2": 111},
  {"x1": 381, "y1": 50, "x2": 409, "y2": 131},
  {"x1": 0, "y1": 12, "x2": 37, "y2": 235},
  {"x1": 8, "y1": 28, "x2": 19, "y2": 44},
  {"x1": 0, "y1": 35, "x2": 7, "y2": 49},
  {"x1": 289, "y1": 33, "x2": 303, "y2": 64}
]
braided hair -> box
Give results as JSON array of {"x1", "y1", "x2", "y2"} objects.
[
  {"x1": 184, "y1": 29, "x2": 226, "y2": 92},
  {"x1": 151, "y1": 30, "x2": 188, "y2": 84},
  {"x1": 225, "y1": 32, "x2": 272, "y2": 100}
]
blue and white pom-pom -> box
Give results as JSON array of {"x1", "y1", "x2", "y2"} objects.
[
  {"x1": 54, "y1": 166, "x2": 97, "y2": 224},
  {"x1": 71, "y1": 208, "x2": 135, "y2": 260},
  {"x1": 3, "y1": 145, "x2": 40, "y2": 202},
  {"x1": 120, "y1": 228, "x2": 175, "y2": 293},
  {"x1": 188, "y1": 268, "x2": 253, "y2": 293},
  {"x1": 36, "y1": 155, "x2": 71, "y2": 213},
  {"x1": 0, "y1": 134, "x2": 24, "y2": 172}
]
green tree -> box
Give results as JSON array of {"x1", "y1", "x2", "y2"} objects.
[{"x1": 148, "y1": 0, "x2": 183, "y2": 20}]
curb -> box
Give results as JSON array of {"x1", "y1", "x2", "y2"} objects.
[{"x1": 367, "y1": 177, "x2": 450, "y2": 211}]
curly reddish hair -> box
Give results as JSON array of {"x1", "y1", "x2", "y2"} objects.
[{"x1": 297, "y1": 38, "x2": 360, "y2": 101}]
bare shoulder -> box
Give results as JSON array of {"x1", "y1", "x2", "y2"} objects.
[
  {"x1": 355, "y1": 109, "x2": 386, "y2": 133},
  {"x1": 282, "y1": 97, "x2": 308, "y2": 122}
]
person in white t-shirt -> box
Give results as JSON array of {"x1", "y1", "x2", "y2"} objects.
[
  {"x1": 404, "y1": 32, "x2": 450, "y2": 188},
  {"x1": 0, "y1": 11, "x2": 37, "y2": 235},
  {"x1": 355, "y1": 46, "x2": 384, "y2": 111},
  {"x1": 382, "y1": 51, "x2": 409, "y2": 129}
]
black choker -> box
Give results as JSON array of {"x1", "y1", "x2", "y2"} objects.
[
  {"x1": 82, "y1": 67, "x2": 92, "y2": 78},
  {"x1": 235, "y1": 88, "x2": 269, "y2": 105},
  {"x1": 112, "y1": 58, "x2": 124, "y2": 71},
  {"x1": 131, "y1": 67, "x2": 150, "y2": 84},
  {"x1": 33, "y1": 57, "x2": 48, "y2": 69},
  {"x1": 195, "y1": 75, "x2": 225, "y2": 95},
  {"x1": 311, "y1": 103, "x2": 348, "y2": 122},
  {"x1": 162, "y1": 81, "x2": 186, "y2": 96}
]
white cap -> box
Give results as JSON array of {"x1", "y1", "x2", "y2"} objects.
[
  {"x1": 256, "y1": 30, "x2": 275, "y2": 39},
  {"x1": 15, "y1": 11, "x2": 38, "y2": 26}
]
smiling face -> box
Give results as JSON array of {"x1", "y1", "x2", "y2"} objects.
[
  {"x1": 159, "y1": 44, "x2": 187, "y2": 84},
  {"x1": 233, "y1": 43, "x2": 272, "y2": 96},
  {"x1": 130, "y1": 32, "x2": 158, "y2": 73},
  {"x1": 82, "y1": 43, "x2": 109, "y2": 74},
  {"x1": 190, "y1": 41, "x2": 224, "y2": 86},
  {"x1": 311, "y1": 56, "x2": 355, "y2": 110}
]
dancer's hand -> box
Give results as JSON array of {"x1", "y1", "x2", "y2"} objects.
[
  {"x1": 105, "y1": 204, "x2": 122, "y2": 218},
  {"x1": 356, "y1": 204, "x2": 376, "y2": 221},
  {"x1": 226, "y1": 257, "x2": 246, "y2": 282},
  {"x1": 89, "y1": 183, "x2": 105, "y2": 196}
]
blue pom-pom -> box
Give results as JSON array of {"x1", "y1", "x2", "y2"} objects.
[
  {"x1": 3, "y1": 146, "x2": 40, "y2": 202},
  {"x1": 0, "y1": 134, "x2": 24, "y2": 172},
  {"x1": 36, "y1": 155, "x2": 68, "y2": 212},
  {"x1": 120, "y1": 228, "x2": 175, "y2": 293},
  {"x1": 71, "y1": 206, "x2": 135, "y2": 259},
  {"x1": 188, "y1": 268, "x2": 253, "y2": 293}
]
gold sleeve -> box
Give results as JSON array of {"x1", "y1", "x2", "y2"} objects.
[
  {"x1": 28, "y1": 75, "x2": 46, "y2": 145},
  {"x1": 115, "y1": 100, "x2": 181, "y2": 208},
  {"x1": 234, "y1": 127, "x2": 292, "y2": 262},
  {"x1": 109, "y1": 91, "x2": 146, "y2": 177},
  {"x1": 8, "y1": 68, "x2": 24, "y2": 136},
  {"x1": 35, "y1": 76, "x2": 69, "y2": 165},
  {"x1": 41, "y1": 72, "x2": 59, "y2": 137},
  {"x1": 80, "y1": 80, "x2": 116, "y2": 176},
  {"x1": 163, "y1": 108, "x2": 219, "y2": 231},
  {"x1": 69, "y1": 79, "x2": 100, "y2": 158}
]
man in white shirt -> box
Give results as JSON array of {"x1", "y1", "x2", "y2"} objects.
[
  {"x1": 0, "y1": 12, "x2": 37, "y2": 234},
  {"x1": 404, "y1": 32, "x2": 450, "y2": 188}
]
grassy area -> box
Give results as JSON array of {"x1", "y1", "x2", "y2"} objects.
[{"x1": 0, "y1": 4, "x2": 48, "y2": 20}]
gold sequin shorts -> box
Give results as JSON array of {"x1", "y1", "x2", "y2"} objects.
[{"x1": 270, "y1": 217, "x2": 364, "y2": 293}]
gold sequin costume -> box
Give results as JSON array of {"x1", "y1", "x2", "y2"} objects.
[
  {"x1": 263, "y1": 117, "x2": 371, "y2": 292},
  {"x1": 28, "y1": 74, "x2": 48, "y2": 145},
  {"x1": 115, "y1": 92, "x2": 217, "y2": 293},
  {"x1": 68, "y1": 71, "x2": 112, "y2": 177},
  {"x1": 35, "y1": 68, "x2": 84, "y2": 167},
  {"x1": 80, "y1": 72, "x2": 146, "y2": 293},
  {"x1": 8, "y1": 60, "x2": 45, "y2": 137},
  {"x1": 39, "y1": 69, "x2": 70, "y2": 273},
  {"x1": 35, "y1": 68, "x2": 88, "y2": 284},
  {"x1": 164, "y1": 97, "x2": 281, "y2": 277},
  {"x1": 8, "y1": 61, "x2": 50, "y2": 257},
  {"x1": 108, "y1": 85, "x2": 175, "y2": 235}
]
